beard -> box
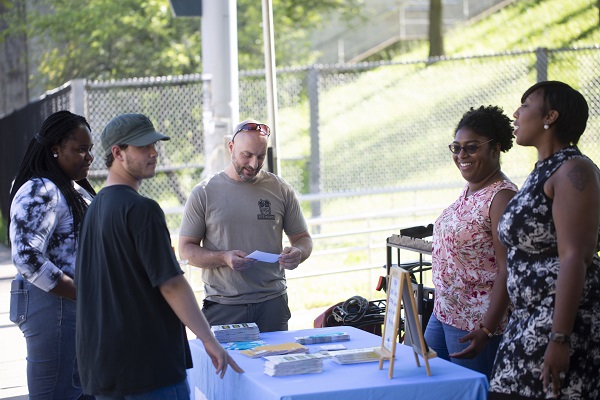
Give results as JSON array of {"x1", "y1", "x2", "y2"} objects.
[
  {"x1": 124, "y1": 156, "x2": 156, "y2": 181},
  {"x1": 232, "y1": 154, "x2": 262, "y2": 182}
]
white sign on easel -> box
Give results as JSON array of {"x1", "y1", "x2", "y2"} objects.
[{"x1": 378, "y1": 266, "x2": 436, "y2": 378}]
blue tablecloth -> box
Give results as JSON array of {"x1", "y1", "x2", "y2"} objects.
[{"x1": 187, "y1": 326, "x2": 488, "y2": 400}]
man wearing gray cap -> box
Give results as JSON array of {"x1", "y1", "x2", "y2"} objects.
[{"x1": 75, "y1": 113, "x2": 242, "y2": 399}]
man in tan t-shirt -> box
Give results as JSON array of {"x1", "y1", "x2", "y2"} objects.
[{"x1": 179, "y1": 120, "x2": 313, "y2": 332}]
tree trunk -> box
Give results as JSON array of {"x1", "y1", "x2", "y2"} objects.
[
  {"x1": 0, "y1": 0, "x2": 29, "y2": 116},
  {"x1": 428, "y1": 0, "x2": 444, "y2": 58}
]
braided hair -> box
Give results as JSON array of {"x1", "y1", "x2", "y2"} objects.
[{"x1": 9, "y1": 111, "x2": 97, "y2": 237}]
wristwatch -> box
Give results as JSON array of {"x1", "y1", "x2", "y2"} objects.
[{"x1": 549, "y1": 332, "x2": 570, "y2": 344}]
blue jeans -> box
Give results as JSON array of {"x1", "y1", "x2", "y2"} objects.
[
  {"x1": 424, "y1": 313, "x2": 501, "y2": 380},
  {"x1": 10, "y1": 276, "x2": 86, "y2": 400},
  {"x1": 95, "y1": 379, "x2": 190, "y2": 400}
]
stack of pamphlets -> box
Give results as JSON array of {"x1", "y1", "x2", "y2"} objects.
[
  {"x1": 263, "y1": 353, "x2": 327, "y2": 376},
  {"x1": 330, "y1": 347, "x2": 381, "y2": 364},
  {"x1": 240, "y1": 342, "x2": 309, "y2": 358},
  {"x1": 295, "y1": 332, "x2": 350, "y2": 345},
  {"x1": 222, "y1": 340, "x2": 265, "y2": 350},
  {"x1": 318, "y1": 344, "x2": 347, "y2": 355},
  {"x1": 211, "y1": 323, "x2": 260, "y2": 342}
]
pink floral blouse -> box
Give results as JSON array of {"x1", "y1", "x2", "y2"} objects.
[{"x1": 432, "y1": 180, "x2": 517, "y2": 332}]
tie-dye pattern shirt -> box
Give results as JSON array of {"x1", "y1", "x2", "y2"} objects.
[{"x1": 10, "y1": 177, "x2": 93, "y2": 291}]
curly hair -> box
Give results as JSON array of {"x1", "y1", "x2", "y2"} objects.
[
  {"x1": 455, "y1": 105, "x2": 514, "y2": 153},
  {"x1": 9, "y1": 110, "x2": 96, "y2": 237}
]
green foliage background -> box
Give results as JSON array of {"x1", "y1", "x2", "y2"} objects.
[{"x1": 1, "y1": 0, "x2": 361, "y2": 91}]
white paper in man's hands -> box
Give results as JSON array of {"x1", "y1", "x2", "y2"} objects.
[{"x1": 246, "y1": 250, "x2": 280, "y2": 263}]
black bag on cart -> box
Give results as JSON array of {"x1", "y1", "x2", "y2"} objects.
[{"x1": 314, "y1": 296, "x2": 386, "y2": 336}]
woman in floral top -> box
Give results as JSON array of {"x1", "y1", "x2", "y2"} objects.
[
  {"x1": 424, "y1": 105, "x2": 517, "y2": 379},
  {"x1": 9, "y1": 111, "x2": 96, "y2": 399},
  {"x1": 489, "y1": 82, "x2": 600, "y2": 400}
]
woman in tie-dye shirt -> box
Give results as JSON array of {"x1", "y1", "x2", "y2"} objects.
[{"x1": 9, "y1": 111, "x2": 96, "y2": 400}]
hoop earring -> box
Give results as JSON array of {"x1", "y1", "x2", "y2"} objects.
[{"x1": 544, "y1": 124, "x2": 549, "y2": 130}]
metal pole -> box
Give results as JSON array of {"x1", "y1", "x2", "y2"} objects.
[
  {"x1": 535, "y1": 47, "x2": 549, "y2": 83},
  {"x1": 201, "y1": 0, "x2": 240, "y2": 177},
  {"x1": 308, "y1": 67, "x2": 321, "y2": 227},
  {"x1": 69, "y1": 79, "x2": 86, "y2": 117},
  {"x1": 262, "y1": 0, "x2": 280, "y2": 175}
]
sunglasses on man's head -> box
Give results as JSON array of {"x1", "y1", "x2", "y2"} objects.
[
  {"x1": 232, "y1": 122, "x2": 271, "y2": 141},
  {"x1": 448, "y1": 139, "x2": 493, "y2": 155}
]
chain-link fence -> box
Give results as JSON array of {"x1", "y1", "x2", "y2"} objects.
[
  {"x1": 1, "y1": 46, "x2": 599, "y2": 306},
  {"x1": 241, "y1": 46, "x2": 600, "y2": 306},
  {"x1": 84, "y1": 75, "x2": 207, "y2": 228},
  {"x1": 242, "y1": 46, "x2": 600, "y2": 236}
]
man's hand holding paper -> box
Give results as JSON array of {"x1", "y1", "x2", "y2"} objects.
[
  {"x1": 246, "y1": 249, "x2": 302, "y2": 270},
  {"x1": 246, "y1": 250, "x2": 280, "y2": 263},
  {"x1": 278, "y1": 246, "x2": 303, "y2": 270}
]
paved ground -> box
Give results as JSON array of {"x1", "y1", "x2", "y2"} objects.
[{"x1": 0, "y1": 244, "x2": 27, "y2": 399}]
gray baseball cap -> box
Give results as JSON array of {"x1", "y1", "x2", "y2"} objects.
[{"x1": 101, "y1": 113, "x2": 170, "y2": 153}]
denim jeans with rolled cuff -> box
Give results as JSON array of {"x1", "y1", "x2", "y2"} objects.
[{"x1": 10, "y1": 275, "x2": 86, "y2": 400}]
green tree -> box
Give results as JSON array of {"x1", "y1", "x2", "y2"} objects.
[
  {"x1": 8, "y1": 0, "x2": 203, "y2": 89},
  {"x1": 237, "y1": 0, "x2": 361, "y2": 69},
  {"x1": 1, "y1": 0, "x2": 360, "y2": 91},
  {"x1": 0, "y1": 0, "x2": 28, "y2": 114}
]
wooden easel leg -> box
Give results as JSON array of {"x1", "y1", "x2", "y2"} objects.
[
  {"x1": 424, "y1": 357, "x2": 432, "y2": 376},
  {"x1": 413, "y1": 351, "x2": 421, "y2": 367}
]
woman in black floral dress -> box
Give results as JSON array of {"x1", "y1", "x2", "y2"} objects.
[{"x1": 489, "y1": 81, "x2": 600, "y2": 399}]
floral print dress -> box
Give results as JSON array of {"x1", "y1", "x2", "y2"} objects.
[
  {"x1": 489, "y1": 147, "x2": 600, "y2": 399},
  {"x1": 432, "y1": 179, "x2": 517, "y2": 332}
]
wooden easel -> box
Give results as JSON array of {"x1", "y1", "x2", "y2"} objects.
[{"x1": 378, "y1": 266, "x2": 436, "y2": 378}]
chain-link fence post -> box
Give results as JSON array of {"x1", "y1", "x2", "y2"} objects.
[
  {"x1": 69, "y1": 79, "x2": 86, "y2": 116},
  {"x1": 308, "y1": 66, "x2": 321, "y2": 230},
  {"x1": 535, "y1": 47, "x2": 548, "y2": 82},
  {"x1": 201, "y1": 75, "x2": 229, "y2": 179}
]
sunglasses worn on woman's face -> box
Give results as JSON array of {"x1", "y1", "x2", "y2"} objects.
[
  {"x1": 448, "y1": 139, "x2": 493, "y2": 155},
  {"x1": 232, "y1": 123, "x2": 271, "y2": 141}
]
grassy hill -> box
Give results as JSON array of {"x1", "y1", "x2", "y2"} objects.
[
  {"x1": 275, "y1": 0, "x2": 600, "y2": 311},
  {"x1": 277, "y1": 0, "x2": 600, "y2": 196},
  {"x1": 391, "y1": 0, "x2": 600, "y2": 59}
]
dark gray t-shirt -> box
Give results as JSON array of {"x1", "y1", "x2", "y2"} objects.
[{"x1": 76, "y1": 185, "x2": 190, "y2": 396}]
